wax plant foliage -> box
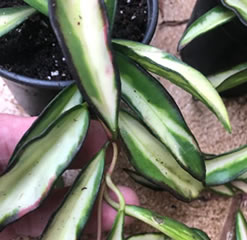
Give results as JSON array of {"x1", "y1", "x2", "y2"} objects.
[
  {"x1": 178, "y1": 0, "x2": 247, "y2": 94},
  {"x1": 1, "y1": 0, "x2": 247, "y2": 239}
]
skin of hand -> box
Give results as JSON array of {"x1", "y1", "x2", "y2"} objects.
[{"x1": 0, "y1": 114, "x2": 139, "y2": 239}]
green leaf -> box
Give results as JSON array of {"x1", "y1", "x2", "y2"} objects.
[
  {"x1": 126, "y1": 232, "x2": 170, "y2": 240},
  {"x1": 221, "y1": 0, "x2": 247, "y2": 26},
  {"x1": 236, "y1": 210, "x2": 247, "y2": 240},
  {"x1": 41, "y1": 144, "x2": 106, "y2": 240},
  {"x1": 178, "y1": 5, "x2": 235, "y2": 50},
  {"x1": 49, "y1": 0, "x2": 120, "y2": 139},
  {"x1": 238, "y1": 172, "x2": 247, "y2": 180},
  {"x1": 216, "y1": 69, "x2": 247, "y2": 92},
  {"x1": 124, "y1": 205, "x2": 205, "y2": 240},
  {"x1": 104, "y1": 0, "x2": 117, "y2": 31},
  {"x1": 107, "y1": 210, "x2": 125, "y2": 240},
  {"x1": 124, "y1": 169, "x2": 163, "y2": 190},
  {"x1": 208, "y1": 62, "x2": 247, "y2": 92},
  {"x1": 7, "y1": 83, "x2": 82, "y2": 169},
  {"x1": 0, "y1": 6, "x2": 36, "y2": 38},
  {"x1": 23, "y1": 0, "x2": 48, "y2": 16},
  {"x1": 206, "y1": 145, "x2": 247, "y2": 185},
  {"x1": 117, "y1": 53, "x2": 204, "y2": 180},
  {"x1": 0, "y1": 105, "x2": 89, "y2": 229},
  {"x1": 231, "y1": 180, "x2": 247, "y2": 193},
  {"x1": 119, "y1": 111, "x2": 203, "y2": 201},
  {"x1": 191, "y1": 229, "x2": 210, "y2": 240},
  {"x1": 114, "y1": 40, "x2": 231, "y2": 132},
  {"x1": 209, "y1": 184, "x2": 235, "y2": 197}
]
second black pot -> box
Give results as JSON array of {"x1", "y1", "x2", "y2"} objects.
[
  {"x1": 180, "y1": 0, "x2": 247, "y2": 97},
  {"x1": 0, "y1": 0, "x2": 159, "y2": 116}
]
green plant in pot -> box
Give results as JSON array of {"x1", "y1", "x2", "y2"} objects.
[
  {"x1": 0, "y1": 0, "x2": 158, "y2": 116},
  {"x1": 2, "y1": 0, "x2": 247, "y2": 239},
  {"x1": 178, "y1": 0, "x2": 247, "y2": 97}
]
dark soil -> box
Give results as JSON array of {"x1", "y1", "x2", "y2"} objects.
[{"x1": 0, "y1": 0, "x2": 147, "y2": 81}]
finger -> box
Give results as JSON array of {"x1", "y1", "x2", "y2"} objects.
[
  {"x1": 0, "y1": 186, "x2": 139, "y2": 238},
  {"x1": 0, "y1": 114, "x2": 36, "y2": 171},
  {"x1": 103, "y1": 185, "x2": 139, "y2": 230}
]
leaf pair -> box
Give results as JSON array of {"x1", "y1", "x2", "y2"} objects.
[
  {"x1": 0, "y1": 83, "x2": 109, "y2": 240},
  {"x1": 119, "y1": 110, "x2": 204, "y2": 201},
  {"x1": 0, "y1": 84, "x2": 85, "y2": 228},
  {"x1": 0, "y1": 103, "x2": 89, "y2": 229},
  {"x1": 7, "y1": 83, "x2": 82, "y2": 168}
]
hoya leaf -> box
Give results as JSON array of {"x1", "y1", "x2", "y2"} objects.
[
  {"x1": 238, "y1": 172, "x2": 247, "y2": 180},
  {"x1": 221, "y1": 0, "x2": 247, "y2": 26},
  {"x1": 7, "y1": 83, "x2": 82, "y2": 169},
  {"x1": 114, "y1": 40, "x2": 231, "y2": 132},
  {"x1": 23, "y1": 0, "x2": 48, "y2": 16},
  {"x1": 104, "y1": 0, "x2": 117, "y2": 30},
  {"x1": 216, "y1": 69, "x2": 247, "y2": 92},
  {"x1": 191, "y1": 229, "x2": 210, "y2": 240},
  {"x1": 231, "y1": 181, "x2": 247, "y2": 193},
  {"x1": 119, "y1": 111, "x2": 203, "y2": 201},
  {"x1": 117, "y1": 53, "x2": 204, "y2": 180},
  {"x1": 124, "y1": 169, "x2": 163, "y2": 191},
  {"x1": 0, "y1": 105, "x2": 89, "y2": 229},
  {"x1": 202, "y1": 152, "x2": 217, "y2": 160},
  {"x1": 41, "y1": 145, "x2": 106, "y2": 240},
  {"x1": 126, "y1": 232, "x2": 170, "y2": 240},
  {"x1": 209, "y1": 62, "x2": 247, "y2": 88},
  {"x1": 0, "y1": 6, "x2": 36, "y2": 38},
  {"x1": 206, "y1": 145, "x2": 247, "y2": 185},
  {"x1": 107, "y1": 210, "x2": 125, "y2": 240},
  {"x1": 178, "y1": 5, "x2": 235, "y2": 50},
  {"x1": 210, "y1": 184, "x2": 235, "y2": 197},
  {"x1": 49, "y1": 0, "x2": 120, "y2": 139},
  {"x1": 124, "y1": 205, "x2": 205, "y2": 240},
  {"x1": 236, "y1": 210, "x2": 247, "y2": 240}
]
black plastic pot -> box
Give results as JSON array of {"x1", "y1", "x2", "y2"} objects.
[
  {"x1": 0, "y1": 0, "x2": 159, "y2": 116},
  {"x1": 180, "y1": 0, "x2": 247, "y2": 97}
]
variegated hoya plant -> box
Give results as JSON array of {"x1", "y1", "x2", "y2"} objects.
[{"x1": 1, "y1": 0, "x2": 247, "y2": 239}]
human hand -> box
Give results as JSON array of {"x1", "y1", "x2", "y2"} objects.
[{"x1": 0, "y1": 114, "x2": 139, "y2": 239}]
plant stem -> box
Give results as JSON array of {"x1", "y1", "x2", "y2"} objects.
[
  {"x1": 96, "y1": 183, "x2": 106, "y2": 240},
  {"x1": 106, "y1": 174, "x2": 125, "y2": 210},
  {"x1": 105, "y1": 142, "x2": 125, "y2": 210},
  {"x1": 104, "y1": 187, "x2": 119, "y2": 210},
  {"x1": 107, "y1": 142, "x2": 118, "y2": 175}
]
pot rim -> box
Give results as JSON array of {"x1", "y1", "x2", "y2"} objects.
[{"x1": 0, "y1": 0, "x2": 159, "y2": 90}]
